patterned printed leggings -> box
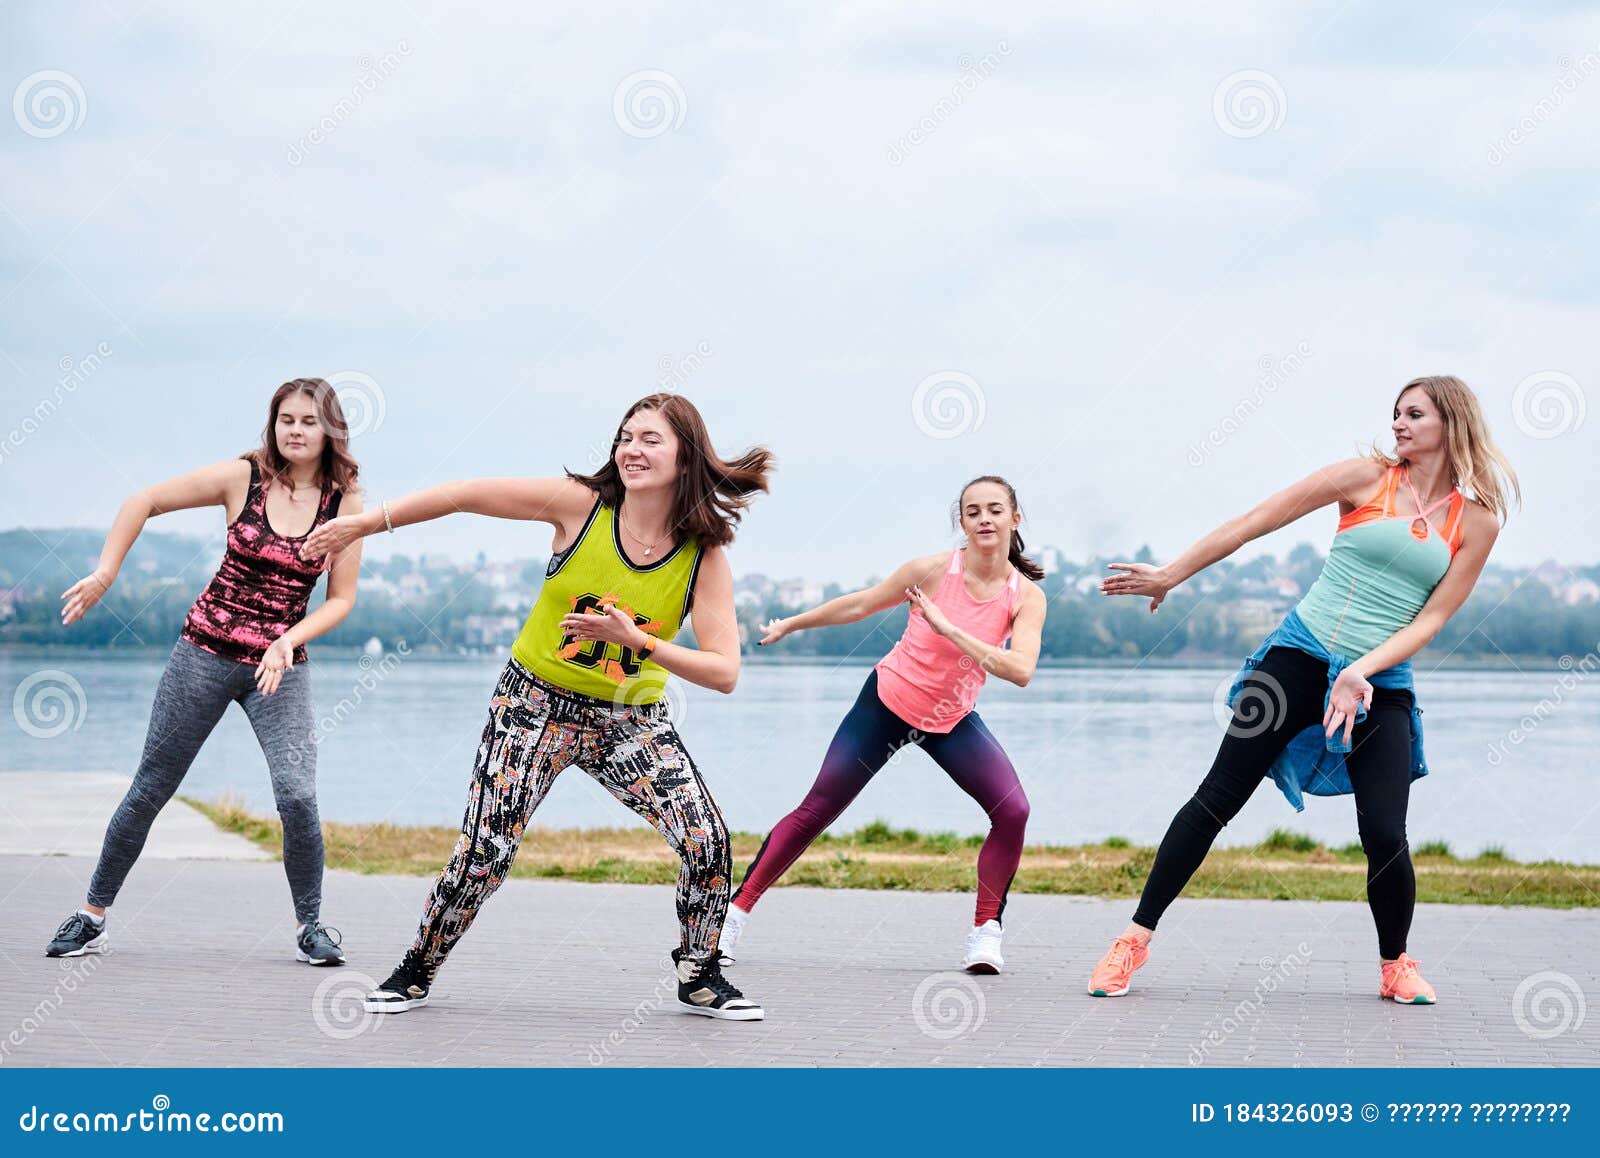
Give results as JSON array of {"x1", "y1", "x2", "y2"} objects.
[
  {"x1": 734, "y1": 669, "x2": 1030, "y2": 926},
  {"x1": 410, "y1": 658, "x2": 732, "y2": 971}
]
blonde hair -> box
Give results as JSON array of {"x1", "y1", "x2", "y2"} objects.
[{"x1": 1369, "y1": 375, "x2": 1520, "y2": 523}]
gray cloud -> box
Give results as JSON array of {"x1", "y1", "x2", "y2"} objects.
[{"x1": 2, "y1": 1, "x2": 1595, "y2": 580}]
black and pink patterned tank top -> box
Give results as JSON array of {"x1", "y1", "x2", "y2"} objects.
[{"x1": 180, "y1": 458, "x2": 343, "y2": 665}]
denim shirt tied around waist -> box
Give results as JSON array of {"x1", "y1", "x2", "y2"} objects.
[{"x1": 1226, "y1": 608, "x2": 1428, "y2": 813}]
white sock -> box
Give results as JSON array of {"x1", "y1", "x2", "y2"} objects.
[{"x1": 77, "y1": 909, "x2": 105, "y2": 926}]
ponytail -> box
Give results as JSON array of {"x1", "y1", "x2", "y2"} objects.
[{"x1": 1006, "y1": 527, "x2": 1046, "y2": 582}]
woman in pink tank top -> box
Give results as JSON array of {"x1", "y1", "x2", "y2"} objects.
[{"x1": 722, "y1": 476, "x2": 1048, "y2": 974}]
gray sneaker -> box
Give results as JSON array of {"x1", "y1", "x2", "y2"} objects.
[
  {"x1": 295, "y1": 922, "x2": 345, "y2": 966},
  {"x1": 46, "y1": 911, "x2": 108, "y2": 958}
]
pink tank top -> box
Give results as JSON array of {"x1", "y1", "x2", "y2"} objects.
[
  {"x1": 180, "y1": 458, "x2": 343, "y2": 666},
  {"x1": 874, "y1": 549, "x2": 1022, "y2": 733}
]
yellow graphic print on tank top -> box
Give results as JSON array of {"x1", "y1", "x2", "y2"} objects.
[{"x1": 511, "y1": 500, "x2": 702, "y2": 703}]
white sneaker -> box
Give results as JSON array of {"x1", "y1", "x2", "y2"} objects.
[
  {"x1": 962, "y1": 919, "x2": 1004, "y2": 974},
  {"x1": 717, "y1": 904, "x2": 750, "y2": 966}
]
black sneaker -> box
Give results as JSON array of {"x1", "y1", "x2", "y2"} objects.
[
  {"x1": 672, "y1": 948, "x2": 764, "y2": 1020},
  {"x1": 364, "y1": 951, "x2": 434, "y2": 1014},
  {"x1": 45, "y1": 911, "x2": 108, "y2": 958},
  {"x1": 295, "y1": 922, "x2": 345, "y2": 966}
]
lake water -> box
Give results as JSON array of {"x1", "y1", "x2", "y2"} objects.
[{"x1": 3, "y1": 648, "x2": 1595, "y2": 864}]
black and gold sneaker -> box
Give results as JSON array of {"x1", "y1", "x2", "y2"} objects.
[
  {"x1": 671, "y1": 948, "x2": 764, "y2": 1020},
  {"x1": 364, "y1": 950, "x2": 435, "y2": 1014}
]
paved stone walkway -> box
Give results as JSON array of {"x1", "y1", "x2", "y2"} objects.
[
  {"x1": 1, "y1": 855, "x2": 1595, "y2": 1067},
  {"x1": 0, "y1": 773, "x2": 269, "y2": 861}
]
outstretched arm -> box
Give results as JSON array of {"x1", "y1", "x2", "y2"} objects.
[
  {"x1": 303, "y1": 476, "x2": 593, "y2": 560},
  {"x1": 1100, "y1": 457, "x2": 1385, "y2": 612},
  {"x1": 61, "y1": 459, "x2": 250, "y2": 625},
  {"x1": 757, "y1": 553, "x2": 948, "y2": 645}
]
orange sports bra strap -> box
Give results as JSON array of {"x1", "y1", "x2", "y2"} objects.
[
  {"x1": 1401, "y1": 464, "x2": 1456, "y2": 520},
  {"x1": 1442, "y1": 492, "x2": 1466, "y2": 550},
  {"x1": 1382, "y1": 464, "x2": 1402, "y2": 516}
]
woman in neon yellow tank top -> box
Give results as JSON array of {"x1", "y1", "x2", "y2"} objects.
[
  {"x1": 303, "y1": 394, "x2": 774, "y2": 1021},
  {"x1": 1086, "y1": 376, "x2": 1519, "y2": 1006}
]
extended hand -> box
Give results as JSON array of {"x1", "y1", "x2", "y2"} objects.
[
  {"x1": 757, "y1": 617, "x2": 791, "y2": 647},
  {"x1": 303, "y1": 512, "x2": 374, "y2": 561},
  {"x1": 255, "y1": 636, "x2": 296, "y2": 696},
  {"x1": 905, "y1": 585, "x2": 954, "y2": 636},
  {"x1": 1323, "y1": 667, "x2": 1374, "y2": 747},
  {"x1": 1100, "y1": 562, "x2": 1173, "y2": 613},
  {"x1": 60, "y1": 570, "x2": 112, "y2": 626},
  {"x1": 560, "y1": 605, "x2": 643, "y2": 648}
]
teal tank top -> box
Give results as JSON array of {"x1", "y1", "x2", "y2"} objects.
[{"x1": 1294, "y1": 465, "x2": 1465, "y2": 659}]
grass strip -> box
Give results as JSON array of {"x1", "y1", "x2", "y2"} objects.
[{"x1": 186, "y1": 800, "x2": 1600, "y2": 910}]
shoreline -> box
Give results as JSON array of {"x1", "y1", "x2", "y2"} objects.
[
  {"x1": 0, "y1": 644, "x2": 1572, "y2": 671},
  {"x1": 188, "y1": 799, "x2": 1600, "y2": 910}
]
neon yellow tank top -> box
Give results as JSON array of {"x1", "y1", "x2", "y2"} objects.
[{"x1": 511, "y1": 499, "x2": 702, "y2": 703}]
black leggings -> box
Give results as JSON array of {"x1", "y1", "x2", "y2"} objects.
[{"x1": 1133, "y1": 646, "x2": 1417, "y2": 959}]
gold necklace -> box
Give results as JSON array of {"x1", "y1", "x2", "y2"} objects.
[{"x1": 620, "y1": 509, "x2": 667, "y2": 558}]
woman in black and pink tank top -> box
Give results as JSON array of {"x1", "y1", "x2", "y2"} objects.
[{"x1": 42, "y1": 379, "x2": 366, "y2": 970}]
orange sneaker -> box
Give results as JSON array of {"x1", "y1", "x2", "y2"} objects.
[
  {"x1": 1379, "y1": 953, "x2": 1437, "y2": 1004},
  {"x1": 1088, "y1": 933, "x2": 1150, "y2": 997}
]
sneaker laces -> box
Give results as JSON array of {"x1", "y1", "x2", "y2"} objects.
[
  {"x1": 685, "y1": 957, "x2": 745, "y2": 1001},
  {"x1": 1104, "y1": 935, "x2": 1139, "y2": 971},
  {"x1": 1389, "y1": 954, "x2": 1423, "y2": 981},
  {"x1": 391, "y1": 948, "x2": 436, "y2": 987},
  {"x1": 55, "y1": 913, "x2": 90, "y2": 940},
  {"x1": 304, "y1": 922, "x2": 342, "y2": 948}
]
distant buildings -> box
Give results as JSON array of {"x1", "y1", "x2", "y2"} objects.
[
  {"x1": 4, "y1": 524, "x2": 1598, "y2": 659},
  {"x1": 1562, "y1": 578, "x2": 1600, "y2": 605}
]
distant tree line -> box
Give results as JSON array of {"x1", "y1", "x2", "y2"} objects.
[{"x1": 2, "y1": 529, "x2": 1595, "y2": 662}]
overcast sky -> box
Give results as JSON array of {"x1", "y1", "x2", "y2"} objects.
[{"x1": 3, "y1": 2, "x2": 1596, "y2": 583}]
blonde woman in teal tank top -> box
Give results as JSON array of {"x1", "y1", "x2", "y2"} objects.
[{"x1": 1087, "y1": 376, "x2": 1518, "y2": 1005}]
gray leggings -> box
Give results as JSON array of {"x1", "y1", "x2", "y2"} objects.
[{"x1": 87, "y1": 638, "x2": 325, "y2": 924}]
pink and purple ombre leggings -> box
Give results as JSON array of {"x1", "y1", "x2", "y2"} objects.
[{"x1": 733, "y1": 670, "x2": 1030, "y2": 926}]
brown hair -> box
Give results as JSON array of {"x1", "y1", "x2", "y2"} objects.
[
  {"x1": 952, "y1": 475, "x2": 1045, "y2": 580},
  {"x1": 244, "y1": 379, "x2": 362, "y2": 496},
  {"x1": 566, "y1": 393, "x2": 774, "y2": 548},
  {"x1": 1369, "y1": 375, "x2": 1520, "y2": 523}
]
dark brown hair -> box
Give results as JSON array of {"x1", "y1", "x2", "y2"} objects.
[
  {"x1": 244, "y1": 379, "x2": 362, "y2": 496},
  {"x1": 566, "y1": 393, "x2": 773, "y2": 548},
  {"x1": 952, "y1": 475, "x2": 1045, "y2": 580}
]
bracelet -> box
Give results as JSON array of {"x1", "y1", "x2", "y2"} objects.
[
  {"x1": 381, "y1": 499, "x2": 395, "y2": 534},
  {"x1": 636, "y1": 634, "x2": 658, "y2": 657}
]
